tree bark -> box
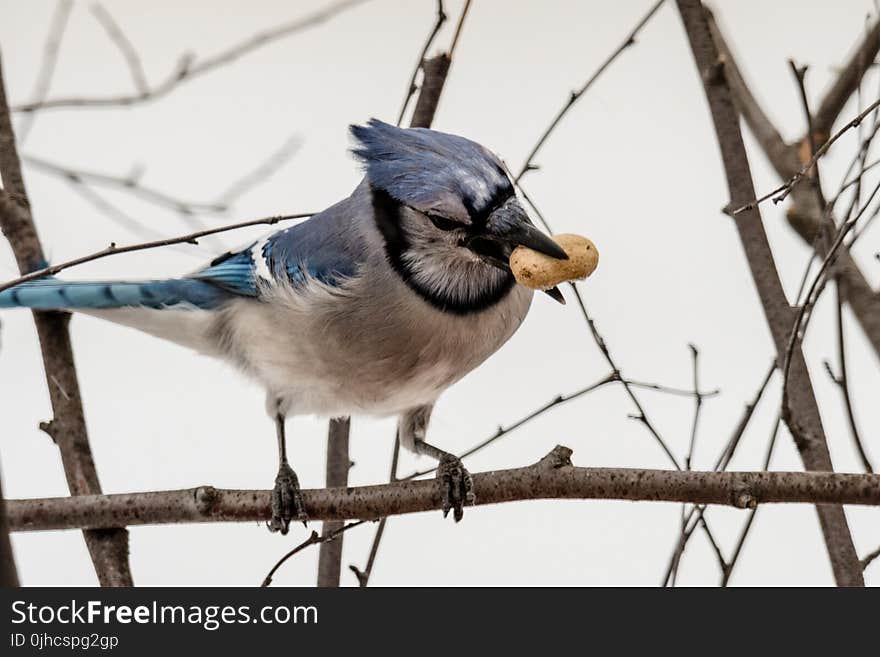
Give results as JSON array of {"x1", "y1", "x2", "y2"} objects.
[
  {"x1": 316, "y1": 417, "x2": 350, "y2": 587},
  {"x1": 7, "y1": 447, "x2": 880, "y2": 532},
  {"x1": 0, "y1": 54, "x2": 132, "y2": 586},
  {"x1": 676, "y1": 0, "x2": 864, "y2": 586},
  {"x1": 0, "y1": 463, "x2": 19, "y2": 587}
]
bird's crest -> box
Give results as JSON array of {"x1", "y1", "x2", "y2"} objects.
[{"x1": 350, "y1": 119, "x2": 513, "y2": 223}]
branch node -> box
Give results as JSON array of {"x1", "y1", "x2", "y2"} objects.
[
  {"x1": 38, "y1": 419, "x2": 58, "y2": 443},
  {"x1": 193, "y1": 486, "x2": 219, "y2": 516},
  {"x1": 703, "y1": 54, "x2": 726, "y2": 86},
  {"x1": 538, "y1": 445, "x2": 573, "y2": 470},
  {"x1": 733, "y1": 490, "x2": 757, "y2": 510}
]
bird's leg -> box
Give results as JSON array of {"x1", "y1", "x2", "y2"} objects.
[
  {"x1": 400, "y1": 406, "x2": 474, "y2": 521},
  {"x1": 268, "y1": 413, "x2": 307, "y2": 534}
]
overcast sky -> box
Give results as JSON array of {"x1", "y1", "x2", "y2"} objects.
[{"x1": 1, "y1": 0, "x2": 879, "y2": 586}]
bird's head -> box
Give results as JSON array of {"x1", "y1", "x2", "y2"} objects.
[{"x1": 351, "y1": 119, "x2": 566, "y2": 314}]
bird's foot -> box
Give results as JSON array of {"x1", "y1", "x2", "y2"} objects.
[
  {"x1": 437, "y1": 454, "x2": 475, "y2": 522},
  {"x1": 268, "y1": 463, "x2": 307, "y2": 535}
]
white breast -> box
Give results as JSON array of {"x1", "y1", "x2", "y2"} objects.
[{"x1": 214, "y1": 273, "x2": 533, "y2": 418}]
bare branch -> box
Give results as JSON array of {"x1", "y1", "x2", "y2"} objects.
[
  {"x1": 24, "y1": 134, "x2": 302, "y2": 219},
  {"x1": 16, "y1": 0, "x2": 73, "y2": 143},
  {"x1": 349, "y1": 435, "x2": 399, "y2": 587},
  {"x1": 732, "y1": 96, "x2": 880, "y2": 214},
  {"x1": 704, "y1": 8, "x2": 800, "y2": 178},
  {"x1": 709, "y1": 10, "x2": 880, "y2": 363},
  {"x1": 515, "y1": 0, "x2": 665, "y2": 182},
  {"x1": 23, "y1": 154, "x2": 226, "y2": 215},
  {"x1": 814, "y1": 19, "x2": 880, "y2": 138},
  {"x1": 0, "y1": 55, "x2": 132, "y2": 586},
  {"x1": 264, "y1": 519, "x2": 369, "y2": 587},
  {"x1": 349, "y1": 5, "x2": 465, "y2": 583},
  {"x1": 685, "y1": 344, "x2": 703, "y2": 470},
  {"x1": 721, "y1": 414, "x2": 782, "y2": 586},
  {"x1": 862, "y1": 544, "x2": 880, "y2": 571},
  {"x1": 676, "y1": 0, "x2": 864, "y2": 587},
  {"x1": 0, "y1": 211, "x2": 314, "y2": 294},
  {"x1": 662, "y1": 362, "x2": 776, "y2": 586},
  {"x1": 12, "y1": 0, "x2": 369, "y2": 113},
  {"x1": 316, "y1": 417, "x2": 351, "y2": 587},
  {"x1": 0, "y1": 461, "x2": 19, "y2": 587},
  {"x1": 90, "y1": 4, "x2": 149, "y2": 94},
  {"x1": 8, "y1": 447, "x2": 880, "y2": 532},
  {"x1": 827, "y1": 282, "x2": 874, "y2": 472},
  {"x1": 780, "y1": 178, "x2": 880, "y2": 400},
  {"x1": 569, "y1": 284, "x2": 681, "y2": 468},
  {"x1": 215, "y1": 134, "x2": 302, "y2": 206},
  {"x1": 395, "y1": 0, "x2": 447, "y2": 126}
]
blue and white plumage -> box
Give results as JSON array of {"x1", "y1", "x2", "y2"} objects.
[{"x1": 0, "y1": 119, "x2": 567, "y2": 529}]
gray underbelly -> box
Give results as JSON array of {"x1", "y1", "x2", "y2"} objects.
[{"x1": 217, "y1": 284, "x2": 533, "y2": 416}]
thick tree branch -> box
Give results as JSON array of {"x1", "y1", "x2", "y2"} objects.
[
  {"x1": 676, "y1": 0, "x2": 864, "y2": 586},
  {"x1": 316, "y1": 417, "x2": 351, "y2": 587},
  {"x1": 813, "y1": 19, "x2": 880, "y2": 139},
  {"x1": 348, "y1": 8, "x2": 465, "y2": 585},
  {"x1": 409, "y1": 54, "x2": 450, "y2": 130},
  {"x1": 707, "y1": 10, "x2": 880, "y2": 363},
  {"x1": 705, "y1": 9, "x2": 800, "y2": 178},
  {"x1": 0, "y1": 462, "x2": 19, "y2": 587},
  {"x1": 0, "y1": 54, "x2": 132, "y2": 586},
  {"x1": 7, "y1": 447, "x2": 880, "y2": 532}
]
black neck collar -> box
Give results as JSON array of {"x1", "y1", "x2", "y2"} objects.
[{"x1": 370, "y1": 188, "x2": 514, "y2": 315}]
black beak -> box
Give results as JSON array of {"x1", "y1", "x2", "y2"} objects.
[
  {"x1": 505, "y1": 222, "x2": 569, "y2": 260},
  {"x1": 544, "y1": 285, "x2": 566, "y2": 304},
  {"x1": 466, "y1": 199, "x2": 568, "y2": 305}
]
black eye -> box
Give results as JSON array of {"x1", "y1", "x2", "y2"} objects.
[{"x1": 428, "y1": 214, "x2": 461, "y2": 231}]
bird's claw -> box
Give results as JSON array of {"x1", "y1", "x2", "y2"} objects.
[
  {"x1": 268, "y1": 463, "x2": 307, "y2": 534},
  {"x1": 437, "y1": 454, "x2": 475, "y2": 522}
]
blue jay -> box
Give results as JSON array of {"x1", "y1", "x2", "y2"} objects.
[{"x1": 0, "y1": 119, "x2": 567, "y2": 532}]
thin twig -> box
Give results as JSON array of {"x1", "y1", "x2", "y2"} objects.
[
  {"x1": 16, "y1": 0, "x2": 73, "y2": 143},
  {"x1": 813, "y1": 18, "x2": 880, "y2": 137},
  {"x1": 216, "y1": 134, "x2": 303, "y2": 206},
  {"x1": 825, "y1": 282, "x2": 874, "y2": 472},
  {"x1": 780, "y1": 177, "x2": 880, "y2": 404},
  {"x1": 677, "y1": 0, "x2": 863, "y2": 586},
  {"x1": 13, "y1": 0, "x2": 370, "y2": 112},
  {"x1": 685, "y1": 344, "x2": 703, "y2": 470},
  {"x1": 732, "y1": 97, "x2": 880, "y2": 214},
  {"x1": 262, "y1": 519, "x2": 369, "y2": 587},
  {"x1": 862, "y1": 544, "x2": 880, "y2": 571},
  {"x1": 569, "y1": 284, "x2": 681, "y2": 469},
  {"x1": 662, "y1": 362, "x2": 776, "y2": 586},
  {"x1": 514, "y1": 0, "x2": 665, "y2": 182},
  {"x1": 90, "y1": 4, "x2": 149, "y2": 94},
  {"x1": 0, "y1": 211, "x2": 314, "y2": 294},
  {"x1": 23, "y1": 154, "x2": 225, "y2": 215},
  {"x1": 62, "y1": 178, "x2": 202, "y2": 247},
  {"x1": 349, "y1": 435, "x2": 399, "y2": 587},
  {"x1": 395, "y1": 1, "x2": 446, "y2": 126},
  {"x1": 447, "y1": 0, "x2": 472, "y2": 59},
  {"x1": 722, "y1": 414, "x2": 781, "y2": 586}
]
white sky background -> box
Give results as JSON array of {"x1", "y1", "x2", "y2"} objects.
[{"x1": 1, "y1": 0, "x2": 879, "y2": 586}]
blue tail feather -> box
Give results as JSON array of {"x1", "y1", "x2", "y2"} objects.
[{"x1": 0, "y1": 277, "x2": 231, "y2": 311}]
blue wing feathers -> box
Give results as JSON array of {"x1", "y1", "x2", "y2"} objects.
[
  {"x1": 192, "y1": 249, "x2": 258, "y2": 296},
  {"x1": 0, "y1": 211, "x2": 362, "y2": 312}
]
